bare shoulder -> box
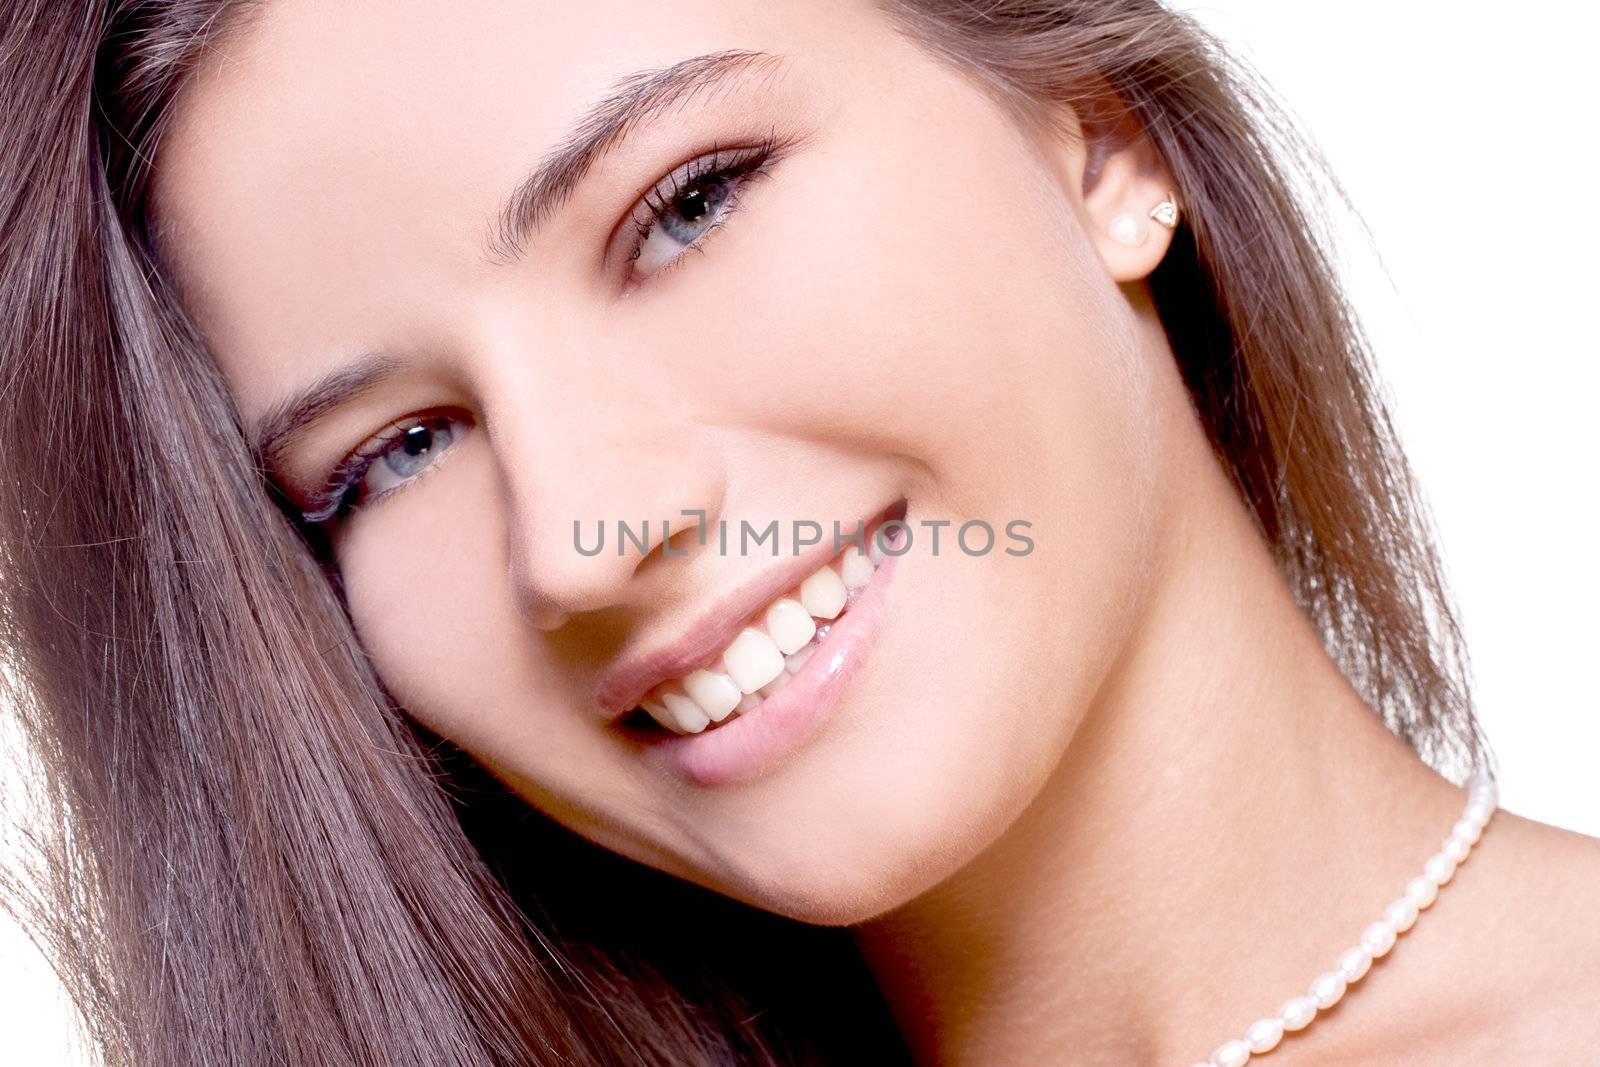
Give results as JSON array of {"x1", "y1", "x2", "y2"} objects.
[
  {"x1": 1298, "y1": 807, "x2": 1600, "y2": 1066},
  {"x1": 1480, "y1": 809, "x2": 1600, "y2": 955},
  {"x1": 1415, "y1": 809, "x2": 1600, "y2": 1062}
]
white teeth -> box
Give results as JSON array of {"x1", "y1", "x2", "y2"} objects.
[
  {"x1": 722, "y1": 627, "x2": 786, "y2": 693},
  {"x1": 640, "y1": 697, "x2": 679, "y2": 733},
  {"x1": 841, "y1": 544, "x2": 875, "y2": 588},
  {"x1": 634, "y1": 529, "x2": 892, "y2": 734},
  {"x1": 868, "y1": 532, "x2": 887, "y2": 565},
  {"x1": 764, "y1": 597, "x2": 817, "y2": 654},
  {"x1": 785, "y1": 643, "x2": 816, "y2": 674},
  {"x1": 798, "y1": 565, "x2": 848, "y2": 619},
  {"x1": 661, "y1": 691, "x2": 710, "y2": 734},
  {"x1": 681, "y1": 668, "x2": 742, "y2": 722},
  {"x1": 758, "y1": 671, "x2": 791, "y2": 698}
]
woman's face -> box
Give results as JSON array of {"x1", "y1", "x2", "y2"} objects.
[{"x1": 153, "y1": 0, "x2": 1181, "y2": 923}]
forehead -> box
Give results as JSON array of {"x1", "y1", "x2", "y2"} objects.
[{"x1": 149, "y1": 0, "x2": 879, "y2": 413}]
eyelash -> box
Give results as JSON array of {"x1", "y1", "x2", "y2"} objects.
[{"x1": 298, "y1": 130, "x2": 795, "y2": 528}]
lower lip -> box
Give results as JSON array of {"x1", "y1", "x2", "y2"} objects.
[{"x1": 641, "y1": 547, "x2": 901, "y2": 789}]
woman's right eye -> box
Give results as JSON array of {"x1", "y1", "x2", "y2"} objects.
[{"x1": 301, "y1": 412, "x2": 470, "y2": 526}]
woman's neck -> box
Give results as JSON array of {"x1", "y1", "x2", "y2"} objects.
[{"x1": 851, "y1": 433, "x2": 1474, "y2": 1066}]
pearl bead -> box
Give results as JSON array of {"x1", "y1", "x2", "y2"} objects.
[
  {"x1": 1108, "y1": 212, "x2": 1150, "y2": 247},
  {"x1": 1181, "y1": 781, "x2": 1493, "y2": 1063},
  {"x1": 1310, "y1": 970, "x2": 1347, "y2": 1009},
  {"x1": 1384, "y1": 896, "x2": 1419, "y2": 933},
  {"x1": 1278, "y1": 995, "x2": 1318, "y2": 1031},
  {"x1": 1210, "y1": 1038, "x2": 1252, "y2": 1067},
  {"x1": 1245, "y1": 1017, "x2": 1284, "y2": 1053},
  {"x1": 1405, "y1": 874, "x2": 1438, "y2": 909},
  {"x1": 1360, "y1": 919, "x2": 1397, "y2": 958},
  {"x1": 1337, "y1": 945, "x2": 1372, "y2": 982}
]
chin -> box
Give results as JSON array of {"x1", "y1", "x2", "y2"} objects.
[{"x1": 693, "y1": 705, "x2": 1050, "y2": 927}]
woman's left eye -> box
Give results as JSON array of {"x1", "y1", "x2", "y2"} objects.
[
  {"x1": 623, "y1": 135, "x2": 787, "y2": 283},
  {"x1": 301, "y1": 412, "x2": 468, "y2": 526}
]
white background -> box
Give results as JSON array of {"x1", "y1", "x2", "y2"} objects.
[{"x1": 4, "y1": 2, "x2": 1596, "y2": 1061}]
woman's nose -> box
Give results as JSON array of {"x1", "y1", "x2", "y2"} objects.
[
  {"x1": 502, "y1": 430, "x2": 724, "y2": 630},
  {"x1": 461, "y1": 298, "x2": 728, "y2": 630},
  {"x1": 482, "y1": 367, "x2": 725, "y2": 631}
]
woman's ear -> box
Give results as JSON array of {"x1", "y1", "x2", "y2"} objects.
[
  {"x1": 1081, "y1": 136, "x2": 1179, "y2": 283},
  {"x1": 1033, "y1": 86, "x2": 1181, "y2": 284}
]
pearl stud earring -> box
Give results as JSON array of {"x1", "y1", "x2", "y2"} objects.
[
  {"x1": 1108, "y1": 212, "x2": 1149, "y2": 247},
  {"x1": 1108, "y1": 192, "x2": 1181, "y2": 248}
]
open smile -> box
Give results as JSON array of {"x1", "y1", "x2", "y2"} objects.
[{"x1": 608, "y1": 498, "x2": 907, "y2": 787}]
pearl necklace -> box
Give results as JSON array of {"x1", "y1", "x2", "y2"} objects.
[{"x1": 1187, "y1": 773, "x2": 1500, "y2": 1067}]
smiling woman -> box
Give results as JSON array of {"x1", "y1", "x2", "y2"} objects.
[{"x1": 2, "y1": 2, "x2": 1597, "y2": 1066}]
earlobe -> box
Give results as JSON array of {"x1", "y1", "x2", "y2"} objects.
[{"x1": 1085, "y1": 148, "x2": 1182, "y2": 283}]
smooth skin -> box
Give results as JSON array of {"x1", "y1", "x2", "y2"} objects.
[{"x1": 150, "y1": 1, "x2": 1600, "y2": 1063}]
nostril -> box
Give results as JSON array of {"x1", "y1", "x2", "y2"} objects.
[
  {"x1": 664, "y1": 521, "x2": 701, "y2": 556},
  {"x1": 632, "y1": 518, "x2": 704, "y2": 578}
]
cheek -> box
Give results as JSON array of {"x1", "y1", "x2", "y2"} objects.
[
  {"x1": 611, "y1": 81, "x2": 1155, "y2": 527},
  {"x1": 649, "y1": 128, "x2": 1160, "y2": 707},
  {"x1": 332, "y1": 451, "x2": 588, "y2": 769}
]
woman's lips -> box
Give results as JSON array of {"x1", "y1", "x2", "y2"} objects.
[
  {"x1": 638, "y1": 534, "x2": 901, "y2": 788},
  {"x1": 596, "y1": 498, "x2": 907, "y2": 725}
]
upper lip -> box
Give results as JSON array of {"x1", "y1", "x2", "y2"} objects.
[{"x1": 594, "y1": 502, "x2": 897, "y2": 723}]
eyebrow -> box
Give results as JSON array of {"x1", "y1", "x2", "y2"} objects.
[
  {"x1": 248, "y1": 48, "x2": 788, "y2": 474},
  {"x1": 250, "y1": 350, "x2": 405, "y2": 477},
  {"x1": 484, "y1": 47, "x2": 788, "y2": 266}
]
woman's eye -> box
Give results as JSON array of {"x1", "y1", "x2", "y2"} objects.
[
  {"x1": 361, "y1": 418, "x2": 457, "y2": 496},
  {"x1": 301, "y1": 413, "x2": 467, "y2": 526},
  {"x1": 624, "y1": 137, "x2": 785, "y2": 282}
]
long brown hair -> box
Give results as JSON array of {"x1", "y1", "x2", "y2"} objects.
[{"x1": 0, "y1": 1, "x2": 1492, "y2": 1063}]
